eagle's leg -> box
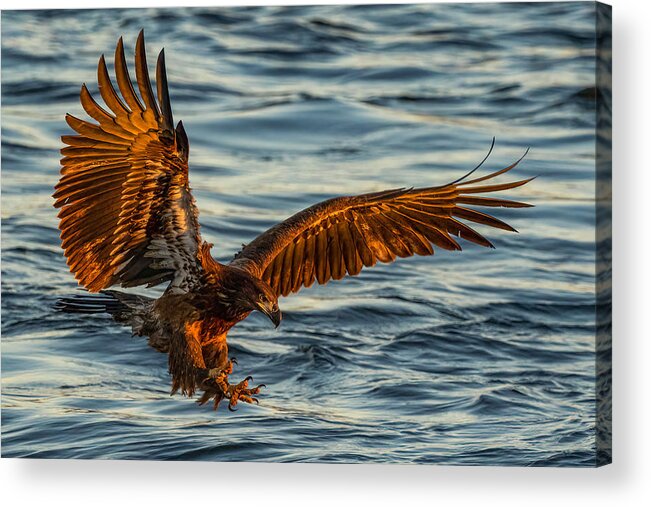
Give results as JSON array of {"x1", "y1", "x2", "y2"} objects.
[
  {"x1": 195, "y1": 359, "x2": 234, "y2": 409},
  {"x1": 198, "y1": 362, "x2": 265, "y2": 411},
  {"x1": 197, "y1": 339, "x2": 265, "y2": 411},
  {"x1": 202, "y1": 369, "x2": 265, "y2": 411},
  {"x1": 222, "y1": 375, "x2": 265, "y2": 411}
]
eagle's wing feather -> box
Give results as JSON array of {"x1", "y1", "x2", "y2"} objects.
[
  {"x1": 54, "y1": 30, "x2": 201, "y2": 293},
  {"x1": 231, "y1": 155, "x2": 533, "y2": 297}
]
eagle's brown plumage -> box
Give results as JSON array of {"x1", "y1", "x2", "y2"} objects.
[
  {"x1": 231, "y1": 157, "x2": 533, "y2": 297},
  {"x1": 54, "y1": 32, "x2": 199, "y2": 293},
  {"x1": 54, "y1": 31, "x2": 534, "y2": 411}
]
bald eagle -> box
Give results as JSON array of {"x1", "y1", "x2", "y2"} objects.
[{"x1": 54, "y1": 31, "x2": 533, "y2": 411}]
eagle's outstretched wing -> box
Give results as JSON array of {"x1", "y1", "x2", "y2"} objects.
[
  {"x1": 231, "y1": 150, "x2": 533, "y2": 297},
  {"x1": 54, "y1": 30, "x2": 202, "y2": 293}
]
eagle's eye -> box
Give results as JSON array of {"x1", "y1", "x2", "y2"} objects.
[{"x1": 259, "y1": 294, "x2": 268, "y2": 303}]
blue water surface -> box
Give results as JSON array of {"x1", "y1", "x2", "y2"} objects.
[{"x1": 2, "y1": 2, "x2": 602, "y2": 465}]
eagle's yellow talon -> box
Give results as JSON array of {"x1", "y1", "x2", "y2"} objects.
[{"x1": 199, "y1": 361, "x2": 264, "y2": 411}]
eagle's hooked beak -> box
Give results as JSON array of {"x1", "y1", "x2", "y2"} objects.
[{"x1": 257, "y1": 301, "x2": 282, "y2": 328}]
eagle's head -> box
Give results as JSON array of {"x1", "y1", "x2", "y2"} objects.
[{"x1": 221, "y1": 266, "x2": 281, "y2": 328}]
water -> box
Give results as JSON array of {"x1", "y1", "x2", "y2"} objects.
[{"x1": 2, "y1": 2, "x2": 603, "y2": 465}]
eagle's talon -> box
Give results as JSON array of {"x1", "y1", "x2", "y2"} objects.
[
  {"x1": 245, "y1": 384, "x2": 265, "y2": 396},
  {"x1": 199, "y1": 365, "x2": 264, "y2": 411}
]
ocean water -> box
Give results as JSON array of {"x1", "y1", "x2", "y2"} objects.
[{"x1": 1, "y1": 2, "x2": 605, "y2": 465}]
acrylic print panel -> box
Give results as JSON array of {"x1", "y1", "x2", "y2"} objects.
[{"x1": 1, "y1": 2, "x2": 611, "y2": 466}]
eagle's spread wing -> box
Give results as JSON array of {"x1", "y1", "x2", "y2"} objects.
[
  {"x1": 54, "y1": 31, "x2": 202, "y2": 293},
  {"x1": 231, "y1": 152, "x2": 533, "y2": 297}
]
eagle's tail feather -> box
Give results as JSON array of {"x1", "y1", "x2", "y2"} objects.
[
  {"x1": 55, "y1": 290, "x2": 155, "y2": 336},
  {"x1": 55, "y1": 292, "x2": 124, "y2": 314},
  {"x1": 54, "y1": 290, "x2": 153, "y2": 317}
]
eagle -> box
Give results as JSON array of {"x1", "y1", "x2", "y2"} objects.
[{"x1": 54, "y1": 31, "x2": 533, "y2": 411}]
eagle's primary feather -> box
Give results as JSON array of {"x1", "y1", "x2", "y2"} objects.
[
  {"x1": 54, "y1": 30, "x2": 533, "y2": 411},
  {"x1": 54, "y1": 31, "x2": 199, "y2": 293}
]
